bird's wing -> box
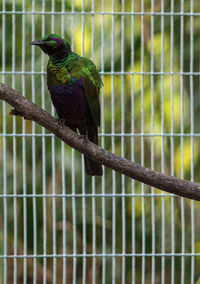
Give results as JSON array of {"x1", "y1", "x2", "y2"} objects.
[{"x1": 67, "y1": 56, "x2": 102, "y2": 127}]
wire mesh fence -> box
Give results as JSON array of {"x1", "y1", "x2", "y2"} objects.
[{"x1": 0, "y1": 0, "x2": 200, "y2": 283}]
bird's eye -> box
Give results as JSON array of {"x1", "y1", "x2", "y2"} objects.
[{"x1": 42, "y1": 37, "x2": 53, "y2": 42}]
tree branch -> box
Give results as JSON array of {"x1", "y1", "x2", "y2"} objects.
[{"x1": 0, "y1": 83, "x2": 200, "y2": 201}]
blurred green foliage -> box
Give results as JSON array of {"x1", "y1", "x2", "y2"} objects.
[{"x1": 0, "y1": 0, "x2": 200, "y2": 283}]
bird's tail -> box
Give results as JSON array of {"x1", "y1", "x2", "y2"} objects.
[
  {"x1": 84, "y1": 156, "x2": 103, "y2": 176},
  {"x1": 84, "y1": 124, "x2": 103, "y2": 176}
]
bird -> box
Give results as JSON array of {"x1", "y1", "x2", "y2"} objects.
[{"x1": 30, "y1": 34, "x2": 103, "y2": 176}]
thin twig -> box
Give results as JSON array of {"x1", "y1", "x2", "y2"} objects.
[{"x1": 0, "y1": 83, "x2": 200, "y2": 201}]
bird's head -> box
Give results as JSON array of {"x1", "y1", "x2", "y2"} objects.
[{"x1": 30, "y1": 34, "x2": 71, "y2": 56}]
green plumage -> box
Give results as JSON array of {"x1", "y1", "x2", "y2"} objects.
[{"x1": 30, "y1": 34, "x2": 103, "y2": 176}]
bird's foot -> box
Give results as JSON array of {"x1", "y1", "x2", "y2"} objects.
[
  {"x1": 56, "y1": 118, "x2": 66, "y2": 128},
  {"x1": 79, "y1": 134, "x2": 88, "y2": 144}
]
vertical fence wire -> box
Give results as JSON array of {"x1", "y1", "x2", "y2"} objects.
[
  {"x1": 22, "y1": 1, "x2": 27, "y2": 283},
  {"x1": 160, "y1": 0, "x2": 165, "y2": 283},
  {"x1": 81, "y1": 155, "x2": 86, "y2": 284},
  {"x1": 2, "y1": 0, "x2": 7, "y2": 283},
  {"x1": 141, "y1": 1, "x2": 146, "y2": 283},
  {"x1": 101, "y1": 2, "x2": 106, "y2": 276},
  {"x1": 31, "y1": 1, "x2": 38, "y2": 283},
  {"x1": 41, "y1": 1, "x2": 47, "y2": 283},
  {"x1": 100, "y1": 0, "x2": 106, "y2": 281},
  {"x1": 111, "y1": 1, "x2": 116, "y2": 284},
  {"x1": 101, "y1": 0, "x2": 106, "y2": 284},
  {"x1": 190, "y1": 2, "x2": 195, "y2": 284},
  {"x1": 81, "y1": 2, "x2": 89, "y2": 283},
  {"x1": 180, "y1": 1, "x2": 185, "y2": 283},
  {"x1": 1, "y1": 1, "x2": 200, "y2": 284},
  {"x1": 151, "y1": 1, "x2": 156, "y2": 283},
  {"x1": 170, "y1": 1, "x2": 175, "y2": 284},
  {"x1": 121, "y1": 1, "x2": 126, "y2": 283},
  {"x1": 70, "y1": 3, "x2": 77, "y2": 284},
  {"x1": 131, "y1": 1, "x2": 136, "y2": 283},
  {"x1": 61, "y1": 1, "x2": 67, "y2": 283},
  {"x1": 12, "y1": 1, "x2": 17, "y2": 283},
  {"x1": 101, "y1": 1, "x2": 105, "y2": 284},
  {"x1": 50, "y1": 1, "x2": 57, "y2": 283}
]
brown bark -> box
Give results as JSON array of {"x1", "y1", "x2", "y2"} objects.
[{"x1": 0, "y1": 83, "x2": 200, "y2": 201}]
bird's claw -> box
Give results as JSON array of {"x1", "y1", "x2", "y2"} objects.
[
  {"x1": 79, "y1": 134, "x2": 88, "y2": 144},
  {"x1": 56, "y1": 118, "x2": 66, "y2": 128}
]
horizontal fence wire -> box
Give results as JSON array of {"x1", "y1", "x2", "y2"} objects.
[
  {"x1": 0, "y1": 253, "x2": 200, "y2": 259},
  {"x1": 1, "y1": 71, "x2": 200, "y2": 75},
  {"x1": 1, "y1": 11, "x2": 200, "y2": 16},
  {"x1": 2, "y1": 133, "x2": 200, "y2": 137},
  {"x1": 0, "y1": 0, "x2": 200, "y2": 283}
]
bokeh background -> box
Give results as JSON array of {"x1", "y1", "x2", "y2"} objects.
[{"x1": 0, "y1": 0, "x2": 200, "y2": 283}]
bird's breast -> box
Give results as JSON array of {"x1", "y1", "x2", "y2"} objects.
[
  {"x1": 48, "y1": 80, "x2": 90, "y2": 127},
  {"x1": 47, "y1": 62, "x2": 72, "y2": 86}
]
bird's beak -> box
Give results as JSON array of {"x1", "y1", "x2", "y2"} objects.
[{"x1": 29, "y1": 41, "x2": 44, "y2": 46}]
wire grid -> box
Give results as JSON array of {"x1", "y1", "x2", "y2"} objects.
[{"x1": 0, "y1": 0, "x2": 200, "y2": 283}]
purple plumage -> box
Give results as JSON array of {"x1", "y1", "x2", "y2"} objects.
[
  {"x1": 48, "y1": 79, "x2": 91, "y2": 130},
  {"x1": 48, "y1": 80, "x2": 103, "y2": 176}
]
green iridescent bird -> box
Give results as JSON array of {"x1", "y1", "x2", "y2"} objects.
[{"x1": 30, "y1": 34, "x2": 103, "y2": 176}]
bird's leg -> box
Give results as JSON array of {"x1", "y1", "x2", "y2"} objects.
[
  {"x1": 84, "y1": 128, "x2": 89, "y2": 143},
  {"x1": 56, "y1": 117, "x2": 66, "y2": 128},
  {"x1": 79, "y1": 128, "x2": 88, "y2": 144}
]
